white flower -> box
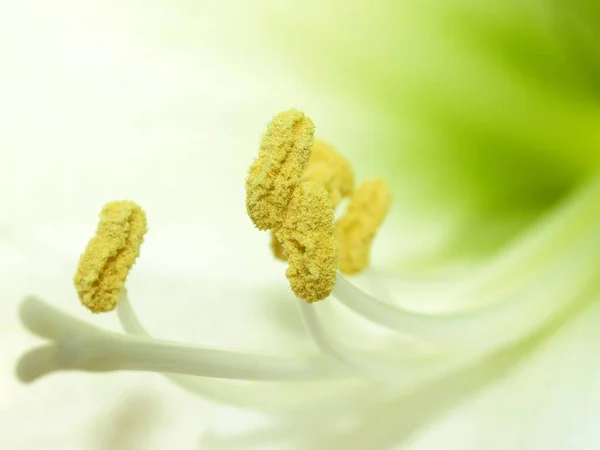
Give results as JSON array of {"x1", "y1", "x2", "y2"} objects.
[{"x1": 3, "y1": 1, "x2": 600, "y2": 449}]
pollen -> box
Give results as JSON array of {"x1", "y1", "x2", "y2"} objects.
[
  {"x1": 302, "y1": 139, "x2": 354, "y2": 208},
  {"x1": 73, "y1": 201, "x2": 147, "y2": 313},
  {"x1": 270, "y1": 139, "x2": 355, "y2": 262},
  {"x1": 275, "y1": 181, "x2": 339, "y2": 302},
  {"x1": 336, "y1": 179, "x2": 392, "y2": 275},
  {"x1": 245, "y1": 109, "x2": 315, "y2": 230}
]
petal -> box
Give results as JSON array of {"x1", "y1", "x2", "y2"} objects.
[{"x1": 406, "y1": 291, "x2": 600, "y2": 450}]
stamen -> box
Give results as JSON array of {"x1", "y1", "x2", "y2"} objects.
[
  {"x1": 245, "y1": 109, "x2": 315, "y2": 231},
  {"x1": 332, "y1": 187, "x2": 600, "y2": 350},
  {"x1": 276, "y1": 181, "x2": 339, "y2": 302},
  {"x1": 73, "y1": 201, "x2": 147, "y2": 313},
  {"x1": 336, "y1": 179, "x2": 392, "y2": 275},
  {"x1": 328, "y1": 176, "x2": 600, "y2": 349}
]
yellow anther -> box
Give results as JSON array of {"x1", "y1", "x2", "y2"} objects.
[
  {"x1": 73, "y1": 201, "x2": 147, "y2": 313},
  {"x1": 246, "y1": 109, "x2": 315, "y2": 230},
  {"x1": 270, "y1": 139, "x2": 354, "y2": 261},
  {"x1": 303, "y1": 139, "x2": 354, "y2": 208},
  {"x1": 275, "y1": 181, "x2": 339, "y2": 302},
  {"x1": 336, "y1": 179, "x2": 391, "y2": 275}
]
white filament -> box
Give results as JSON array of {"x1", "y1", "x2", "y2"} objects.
[
  {"x1": 116, "y1": 293, "x2": 382, "y2": 412},
  {"x1": 16, "y1": 296, "x2": 348, "y2": 382},
  {"x1": 332, "y1": 175, "x2": 600, "y2": 350},
  {"x1": 298, "y1": 298, "x2": 480, "y2": 380}
]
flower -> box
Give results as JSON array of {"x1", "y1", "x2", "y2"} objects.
[{"x1": 5, "y1": 0, "x2": 600, "y2": 449}]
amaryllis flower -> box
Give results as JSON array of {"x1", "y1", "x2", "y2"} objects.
[{"x1": 2, "y1": 0, "x2": 600, "y2": 449}]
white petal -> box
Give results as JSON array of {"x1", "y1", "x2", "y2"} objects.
[{"x1": 406, "y1": 292, "x2": 600, "y2": 450}]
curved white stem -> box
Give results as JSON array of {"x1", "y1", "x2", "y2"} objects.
[
  {"x1": 115, "y1": 294, "x2": 373, "y2": 412},
  {"x1": 298, "y1": 299, "x2": 481, "y2": 380},
  {"x1": 16, "y1": 296, "x2": 348, "y2": 382},
  {"x1": 333, "y1": 175, "x2": 600, "y2": 350}
]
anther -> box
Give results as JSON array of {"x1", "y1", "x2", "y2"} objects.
[
  {"x1": 336, "y1": 179, "x2": 391, "y2": 275},
  {"x1": 245, "y1": 109, "x2": 315, "y2": 230},
  {"x1": 270, "y1": 139, "x2": 354, "y2": 261},
  {"x1": 73, "y1": 201, "x2": 147, "y2": 313},
  {"x1": 275, "y1": 181, "x2": 339, "y2": 302},
  {"x1": 302, "y1": 139, "x2": 354, "y2": 208}
]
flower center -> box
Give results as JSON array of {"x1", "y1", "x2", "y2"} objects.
[{"x1": 17, "y1": 108, "x2": 600, "y2": 417}]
